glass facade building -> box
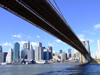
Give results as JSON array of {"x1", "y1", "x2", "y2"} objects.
[
  {"x1": 44, "y1": 49, "x2": 49, "y2": 60},
  {"x1": 0, "y1": 52, "x2": 7, "y2": 63},
  {"x1": 60, "y1": 50, "x2": 62, "y2": 53},
  {"x1": 14, "y1": 42, "x2": 20, "y2": 60}
]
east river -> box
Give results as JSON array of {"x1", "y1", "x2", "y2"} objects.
[{"x1": 0, "y1": 63, "x2": 100, "y2": 75}]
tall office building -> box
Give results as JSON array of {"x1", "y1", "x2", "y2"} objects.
[
  {"x1": 27, "y1": 50, "x2": 33, "y2": 60},
  {"x1": 60, "y1": 50, "x2": 62, "y2": 53},
  {"x1": 30, "y1": 44, "x2": 33, "y2": 49},
  {"x1": 35, "y1": 42, "x2": 43, "y2": 61},
  {"x1": 14, "y1": 42, "x2": 20, "y2": 61},
  {"x1": 71, "y1": 50, "x2": 73, "y2": 57},
  {"x1": 59, "y1": 53, "x2": 66, "y2": 61},
  {"x1": 48, "y1": 46, "x2": 52, "y2": 60},
  {"x1": 44, "y1": 48, "x2": 49, "y2": 60},
  {"x1": 27, "y1": 40, "x2": 30, "y2": 50},
  {"x1": 97, "y1": 39, "x2": 100, "y2": 58},
  {"x1": 37, "y1": 42, "x2": 42, "y2": 47},
  {"x1": 6, "y1": 49, "x2": 13, "y2": 63},
  {"x1": 0, "y1": 52, "x2": 7, "y2": 63},
  {"x1": 97, "y1": 39, "x2": 100, "y2": 50},
  {"x1": 0, "y1": 46, "x2": 2, "y2": 52}
]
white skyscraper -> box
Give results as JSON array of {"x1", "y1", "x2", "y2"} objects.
[
  {"x1": 97, "y1": 39, "x2": 100, "y2": 58},
  {"x1": 35, "y1": 42, "x2": 43, "y2": 61},
  {"x1": 98, "y1": 39, "x2": 100, "y2": 50},
  {"x1": 6, "y1": 49, "x2": 13, "y2": 63}
]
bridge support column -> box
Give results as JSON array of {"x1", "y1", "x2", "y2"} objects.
[{"x1": 79, "y1": 53, "x2": 89, "y2": 63}]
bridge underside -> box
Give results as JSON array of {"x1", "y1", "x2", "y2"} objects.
[{"x1": 0, "y1": 0, "x2": 90, "y2": 56}]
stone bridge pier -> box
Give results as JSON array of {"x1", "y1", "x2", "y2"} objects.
[{"x1": 79, "y1": 40, "x2": 91, "y2": 63}]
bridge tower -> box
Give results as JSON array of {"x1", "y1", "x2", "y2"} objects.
[{"x1": 79, "y1": 40, "x2": 91, "y2": 63}]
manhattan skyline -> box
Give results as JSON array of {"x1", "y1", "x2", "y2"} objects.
[{"x1": 0, "y1": 0, "x2": 100, "y2": 54}]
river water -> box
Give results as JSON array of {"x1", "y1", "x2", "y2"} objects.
[{"x1": 0, "y1": 63, "x2": 100, "y2": 75}]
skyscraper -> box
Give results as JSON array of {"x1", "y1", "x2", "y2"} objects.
[
  {"x1": 14, "y1": 42, "x2": 20, "y2": 61},
  {"x1": 48, "y1": 46, "x2": 52, "y2": 60},
  {"x1": 44, "y1": 48, "x2": 49, "y2": 60},
  {"x1": 71, "y1": 50, "x2": 73, "y2": 57},
  {"x1": 0, "y1": 52, "x2": 7, "y2": 63},
  {"x1": 97, "y1": 39, "x2": 100, "y2": 59},
  {"x1": 6, "y1": 49, "x2": 13, "y2": 63},
  {"x1": 60, "y1": 50, "x2": 62, "y2": 53},
  {"x1": 27, "y1": 40, "x2": 30, "y2": 50},
  {"x1": 35, "y1": 42, "x2": 43, "y2": 61},
  {"x1": 0, "y1": 46, "x2": 2, "y2": 52},
  {"x1": 37, "y1": 42, "x2": 42, "y2": 47}
]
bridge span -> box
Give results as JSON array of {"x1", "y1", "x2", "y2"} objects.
[{"x1": 0, "y1": 0, "x2": 92, "y2": 63}]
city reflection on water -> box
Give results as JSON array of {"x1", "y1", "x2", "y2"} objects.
[{"x1": 0, "y1": 63, "x2": 100, "y2": 75}]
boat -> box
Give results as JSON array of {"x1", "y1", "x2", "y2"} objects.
[
  {"x1": 36, "y1": 60, "x2": 49, "y2": 64},
  {"x1": 1, "y1": 63, "x2": 7, "y2": 65},
  {"x1": 91, "y1": 61, "x2": 100, "y2": 64}
]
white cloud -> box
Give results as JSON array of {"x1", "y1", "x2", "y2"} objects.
[
  {"x1": 31, "y1": 42, "x2": 37, "y2": 48},
  {"x1": 83, "y1": 30, "x2": 95, "y2": 34},
  {"x1": 48, "y1": 43, "x2": 54, "y2": 47},
  {"x1": 78, "y1": 34, "x2": 94, "y2": 43},
  {"x1": 78, "y1": 34, "x2": 85, "y2": 41},
  {"x1": 87, "y1": 39, "x2": 94, "y2": 43},
  {"x1": 94, "y1": 23, "x2": 100, "y2": 30},
  {"x1": 2, "y1": 42, "x2": 13, "y2": 48},
  {"x1": 55, "y1": 39, "x2": 62, "y2": 43},
  {"x1": 14, "y1": 41, "x2": 27, "y2": 49},
  {"x1": 14, "y1": 41, "x2": 37, "y2": 49},
  {"x1": 37, "y1": 35, "x2": 40, "y2": 38},
  {"x1": 12, "y1": 34, "x2": 25, "y2": 38},
  {"x1": 27, "y1": 36, "x2": 31, "y2": 38}
]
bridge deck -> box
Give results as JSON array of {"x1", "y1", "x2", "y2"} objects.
[{"x1": 0, "y1": 0, "x2": 88, "y2": 54}]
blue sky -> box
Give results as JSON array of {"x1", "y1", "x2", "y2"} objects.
[{"x1": 0, "y1": 0, "x2": 100, "y2": 55}]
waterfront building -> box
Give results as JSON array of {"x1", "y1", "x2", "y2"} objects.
[
  {"x1": 14, "y1": 42, "x2": 20, "y2": 61},
  {"x1": 20, "y1": 49, "x2": 26, "y2": 59},
  {"x1": 60, "y1": 50, "x2": 62, "y2": 53},
  {"x1": 0, "y1": 46, "x2": 2, "y2": 52},
  {"x1": 53, "y1": 55, "x2": 60, "y2": 60},
  {"x1": 67, "y1": 53, "x2": 71, "y2": 58},
  {"x1": 59, "y1": 53, "x2": 66, "y2": 61},
  {"x1": 71, "y1": 50, "x2": 73, "y2": 57},
  {"x1": 97, "y1": 39, "x2": 100, "y2": 59},
  {"x1": 96, "y1": 50, "x2": 99, "y2": 59},
  {"x1": 0, "y1": 52, "x2": 7, "y2": 63},
  {"x1": 48, "y1": 46, "x2": 52, "y2": 60},
  {"x1": 33, "y1": 50, "x2": 35, "y2": 60},
  {"x1": 6, "y1": 49, "x2": 13, "y2": 63},
  {"x1": 44, "y1": 48, "x2": 49, "y2": 60},
  {"x1": 97, "y1": 39, "x2": 100, "y2": 50},
  {"x1": 27, "y1": 50, "x2": 33, "y2": 60},
  {"x1": 53, "y1": 50, "x2": 56, "y2": 56},
  {"x1": 35, "y1": 42, "x2": 43, "y2": 61},
  {"x1": 27, "y1": 40, "x2": 30, "y2": 50}
]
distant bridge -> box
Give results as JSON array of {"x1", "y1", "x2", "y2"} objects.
[{"x1": 0, "y1": 0, "x2": 92, "y2": 63}]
